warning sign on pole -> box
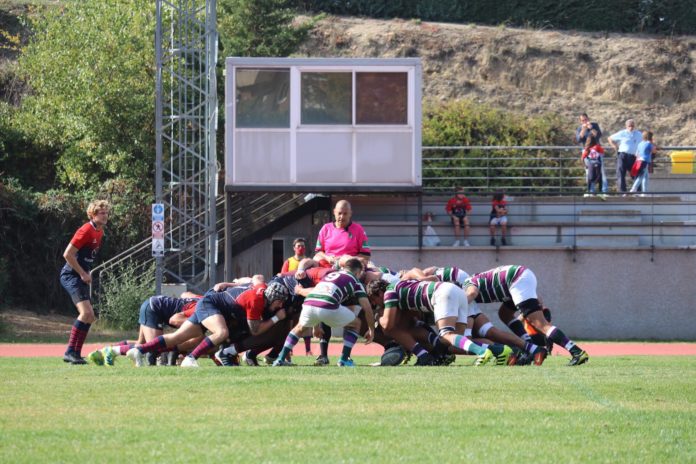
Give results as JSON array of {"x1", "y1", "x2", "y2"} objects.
[{"x1": 152, "y1": 203, "x2": 165, "y2": 257}]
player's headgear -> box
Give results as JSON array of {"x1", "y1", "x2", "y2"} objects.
[{"x1": 264, "y1": 282, "x2": 289, "y2": 303}]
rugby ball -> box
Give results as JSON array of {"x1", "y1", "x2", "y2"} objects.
[{"x1": 380, "y1": 345, "x2": 406, "y2": 366}]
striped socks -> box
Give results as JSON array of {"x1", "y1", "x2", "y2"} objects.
[
  {"x1": 65, "y1": 319, "x2": 90, "y2": 356},
  {"x1": 341, "y1": 329, "x2": 359, "y2": 361}
]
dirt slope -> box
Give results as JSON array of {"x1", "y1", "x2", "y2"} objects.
[{"x1": 297, "y1": 16, "x2": 696, "y2": 145}]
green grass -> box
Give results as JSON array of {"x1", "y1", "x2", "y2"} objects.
[{"x1": 0, "y1": 356, "x2": 694, "y2": 463}]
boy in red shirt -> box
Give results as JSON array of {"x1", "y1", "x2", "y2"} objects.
[
  {"x1": 582, "y1": 135, "x2": 606, "y2": 197},
  {"x1": 445, "y1": 187, "x2": 472, "y2": 246},
  {"x1": 489, "y1": 192, "x2": 508, "y2": 246}
]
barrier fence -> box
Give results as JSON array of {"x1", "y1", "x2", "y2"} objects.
[{"x1": 422, "y1": 146, "x2": 696, "y2": 194}]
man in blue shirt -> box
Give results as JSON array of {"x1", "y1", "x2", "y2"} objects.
[{"x1": 608, "y1": 119, "x2": 643, "y2": 193}]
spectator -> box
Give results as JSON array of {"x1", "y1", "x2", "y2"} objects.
[
  {"x1": 445, "y1": 187, "x2": 471, "y2": 247},
  {"x1": 582, "y1": 134, "x2": 606, "y2": 198},
  {"x1": 575, "y1": 113, "x2": 607, "y2": 194},
  {"x1": 280, "y1": 237, "x2": 307, "y2": 273},
  {"x1": 630, "y1": 131, "x2": 657, "y2": 196},
  {"x1": 489, "y1": 192, "x2": 508, "y2": 246},
  {"x1": 607, "y1": 119, "x2": 643, "y2": 193}
]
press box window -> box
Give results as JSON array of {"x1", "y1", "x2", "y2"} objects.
[
  {"x1": 301, "y1": 72, "x2": 352, "y2": 125},
  {"x1": 356, "y1": 72, "x2": 408, "y2": 125},
  {"x1": 235, "y1": 68, "x2": 290, "y2": 128}
]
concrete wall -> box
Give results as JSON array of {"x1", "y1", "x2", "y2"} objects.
[{"x1": 374, "y1": 247, "x2": 696, "y2": 340}]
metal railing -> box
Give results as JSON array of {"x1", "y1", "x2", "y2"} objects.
[
  {"x1": 352, "y1": 192, "x2": 696, "y2": 250},
  {"x1": 422, "y1": 145, "x2": 696, "y2": 194},
  {"x1": 90, "y1": 192, "x2": 307, "y2": 304}
]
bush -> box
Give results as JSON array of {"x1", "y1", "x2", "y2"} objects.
[
  {"x1": 96, "y1": 260, "x2": 155, "y2": 331},
  {"x1": 421, "y1": 99, "x2": 582, "y2": 193}
]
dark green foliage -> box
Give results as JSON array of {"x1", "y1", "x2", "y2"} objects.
[
  {"x1": 219, "y1": 0, "x2": 316, "y2": 58},
  {"x1": 422, "y1": 99, "x2": 582, "y2": 193},
  {"x1": 298, "y1": 0, "x2": 696, "y2": 34},
  {"x1": 0, "y1": 102, "x2": 57, "y2": 190},
  {"x1": 97, "y1": 260, "x2": 155, "y2": 330},
  {"x1": 0, "y1": 178, "x2": 151, "y2": 310},
  {"x1": 16, "y1": 0, "x2": 156, "y2": 190}
]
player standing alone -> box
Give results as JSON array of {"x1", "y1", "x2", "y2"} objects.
[{"x1": 59, "y1": 199, "x2": 110, "y2": 364}]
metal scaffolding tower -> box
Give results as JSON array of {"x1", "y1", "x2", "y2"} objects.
[{"x1": 155, "y1": 0, "x2": 218, "y2": 293}]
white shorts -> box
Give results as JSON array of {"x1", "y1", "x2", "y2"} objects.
[
  {"x1": 467, "y1": 301, "x2": 482, "y2": 318},
  {"x1": 299, "y1": 304, "x2": 359, "y2": 328},
  {"x1": 431, "y1": 283, "x2": 468, "y2": 324},
  {"x1": 490, "y1": 215, "x2": 508, "y2": 226},
  {"x1": 509, "y1": 269, "x2": 538, "y2": 305}
]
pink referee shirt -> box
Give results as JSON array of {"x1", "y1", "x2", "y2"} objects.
[{"x1": 314, "y1": 222, "x2": 371, "y2": 257}]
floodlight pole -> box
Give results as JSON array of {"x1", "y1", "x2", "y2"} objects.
[{"x1": 155, "y1": 0, "x2": 218, "y2": 293}]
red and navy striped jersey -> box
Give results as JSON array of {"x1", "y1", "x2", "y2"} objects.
[
  {"x1": 149, "y1": 295, "x2": 200, "y2": 320},
  {"x1": 62, "y1": 221, "x2": 104, "y2": 273}
]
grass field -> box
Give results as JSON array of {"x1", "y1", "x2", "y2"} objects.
[{"x1": 1, "y1": 356, "x2": 694, "y2": 463}]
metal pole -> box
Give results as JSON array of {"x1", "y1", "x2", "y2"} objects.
[
  {"x1": 154, "y1": 0, "x2": 164, "y2": 295},
  {"x1": 207, "y1": 0, "x2": 218, "y2": 285}
]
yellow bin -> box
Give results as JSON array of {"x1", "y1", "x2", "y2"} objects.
[{"x1": 670, "y1": 151, "x2": 695, "y2": 174}]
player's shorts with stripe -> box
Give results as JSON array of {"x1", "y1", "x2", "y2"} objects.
[{"x1": 59, "y1": 270, "x2": 91, "y2": 304}]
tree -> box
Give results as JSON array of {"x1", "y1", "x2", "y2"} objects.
[
  {"x1": 16, "y1": 0, "x2": 156, "y2": 189},
  {"x1": 218, "y1": 0, "x2": 315, "y2": 58}
]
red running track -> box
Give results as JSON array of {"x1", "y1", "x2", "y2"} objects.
[{"x1": 1, "y1": 342, "x2": 696, "y2": 358}]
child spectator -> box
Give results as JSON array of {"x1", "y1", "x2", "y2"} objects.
[
  {"x1": 281, "y1": 237, "x2": 307, "y2": 273},
  {"x1": 630, "y1": 131, "x2": 656, "y2": 196},
  {"x1": 581, "y1": 134, "x2": 606, "y2": 198},
  {"x1": 489, "y1": 192, "x2": 508, "y2": 246},
  {"x1": 445, "y1": 187, "x2": 472, "y2": 246}
]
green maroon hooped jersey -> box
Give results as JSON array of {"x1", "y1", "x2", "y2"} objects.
[
  {"x1": 463, "y1": 265, "x2": 526, "y2": 303},
  {"x1": 304, "y1": 270, "x2": 367, "y2": 310},
  {"x1": 434, "y1": 267, "x2": 469, "y2": 287},
  {"x1": 384, "y1": 280, "x2": 442, "y2": 314}
]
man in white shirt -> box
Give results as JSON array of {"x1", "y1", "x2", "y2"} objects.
[{"x1": 607, "y1": 119, "x2": 643, "y2": 193}]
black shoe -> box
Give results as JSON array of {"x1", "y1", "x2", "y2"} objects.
[
  {"x1": 501, "y1": 237, "x2": 507, "y2": 246},
  {"x1": 490, "y1": 237, "x2": 496, "y2": 246},
  {"x1": 167, "y1": 350, "x2": 179, "y2": 366},
  {"x1": 146, "y1": 352, "x2": 158, "y2": 366},
  {"x1": 434, "y1": 353, "x2": 456, "y2": 366},
  {"x1": 63, "y1": 352, "x2": 87, "y2": 364},
  {"x1": 568, "y1": 350, "x2": 589, "y2": 366},
  {"x1": 214, "y1": 348, "x2": 239, "y2": 367},
  {"x1": 512, "y1": 351, "x2": 532, "y2": 366},
  {"x1": 414, "y1": 353, "x2": 436, "y2": 366}
]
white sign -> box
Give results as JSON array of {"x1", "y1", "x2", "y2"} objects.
[
  {"x1": 152, "y1": 203, "x2": 165, "y2": 257},
  {"x1": 152, "y1": 238, "x2": 165, "y2": 257}
]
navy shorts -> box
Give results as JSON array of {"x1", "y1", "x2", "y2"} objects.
[
  {"x1": 138, "y1": 299, "x2": 164, "y2": 330},
  {"x1": 60, "y1": 270, "x2": 91, "y2": 305},
  {"x1": 187, "y1": 299, "x2": 221, "y2": 325}
]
